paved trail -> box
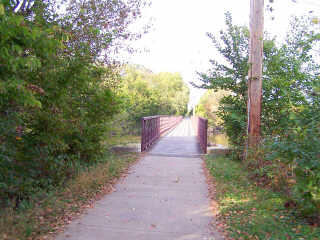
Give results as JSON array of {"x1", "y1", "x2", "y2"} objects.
[{"x1": 56, "y1": 119, "x2": 223, "y2": 240}]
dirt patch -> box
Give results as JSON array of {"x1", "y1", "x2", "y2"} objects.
[{"x1": 111, "y1": 146, "x2": 140, "y2": 153}]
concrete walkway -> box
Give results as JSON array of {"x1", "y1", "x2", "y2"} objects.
[{"x1": 56, "y1": 119, "x2": 223, "y2": 240}]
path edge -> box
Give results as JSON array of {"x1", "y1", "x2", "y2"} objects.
[
  {"x1": 201, "y1": 155, "x2": 229, "y2": 240},
  {"x1": 48, "y1": 151, "x2": 146, "y2": 240}
]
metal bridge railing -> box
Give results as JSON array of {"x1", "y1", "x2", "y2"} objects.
[
  {"x1": 191, "y1": 116, "x2": 208, "y2": 154},
  {"x1": 141, "y1": 115, "x2": 182, "y2": 152}
]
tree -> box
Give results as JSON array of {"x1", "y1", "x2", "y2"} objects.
[
  {"x1": 195, "y1": 13, "x2": 319, "y2": 158},
  {"x1": 195, "y1": 12, "x2": 249, "y2": 158},
  {"x1": 195, "y1": 13, "x2": 320, "y2": 215},
  {"x1": 0, "y1": 0, "x2": 149, "y2": 204},
  {"x1": 63, "y1": 0, "x2": 150, "y2": 64}
]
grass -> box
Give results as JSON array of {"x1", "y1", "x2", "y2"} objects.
[
  {"x1": 205, "y1": 155, "x2": 320, "y2": 240},
  {"x1": 103, "y1": 134, "x2": 140, "y2": 147},
  {"x1": 208, "y1": 133, "x2": 229, "y2": 147},
  {"x1": 0, "y1": 151, "x2": 140, "y2": 240}
]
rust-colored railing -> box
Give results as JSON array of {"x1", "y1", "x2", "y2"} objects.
[
  {"x1": 141, "y1": 115, "x2": 182, "y2": 152},
  {"x1": 191, "y1": 116, "x2": 208, "y2": 154}
]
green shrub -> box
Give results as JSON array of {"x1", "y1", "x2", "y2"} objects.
[
  {"x1": 0, "y1": 0, "x2": 145, "y2": 206},
  {"x1": 265, "y1": 96, "x2": 320, "y2": 216},
  {"x1": 195, "y1": 13, "x2": 320, "y2": 216}
]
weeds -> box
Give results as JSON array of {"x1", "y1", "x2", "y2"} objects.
[
  {"x1": 205, "y1": 155, "x2": 320, "y2": 240},
  {"x1": 0, "y1": 151, "x2": 139, "y2": 240},
  {"x1": 103, "y1": 135, "x2": 140, "y2": 147}
]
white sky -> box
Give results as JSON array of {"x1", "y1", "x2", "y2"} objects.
[{"x1": 127, "y1": 0, "x2": 320, "y2": 109}]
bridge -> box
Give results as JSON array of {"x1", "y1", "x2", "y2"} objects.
[
  {"x1": 56, "y1": 116, "x2": 224, "y2": 240},
  {"x1": 141, "y1": 115, "x2": 208, "y2": 154}
]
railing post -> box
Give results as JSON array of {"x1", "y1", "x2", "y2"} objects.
[
  {"x1": 204, "y1": 119, "x2": 208, "y2": 154},
  {"x1": 141, "y1": 118, "x2": 145, "y2": 152},
  {"x1": 157, "y1": 117, "x2": 160, "y2": 138}
]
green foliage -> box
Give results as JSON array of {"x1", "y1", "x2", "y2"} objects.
[
  {"x1": 62, "y1": 0, "x2": 149, "y2": 63},
  {"x1": 205, "y1": 155, "x2": 320, "y2": 239},
  {"x1": 196, "y1": 13, "x2": 320, "y2": 216},
  {"x1": 195, "y1": 89, "x2": 230, "y2": 146},
  {"x1": 110, "y1": 65, "x2": 189, "y2": 135},
  {"x1": 0, "y1": 0, "x2": 147, "y2": 205},
  {"x1": 265, "y1": 91, "x2": 320, "y2": 216},
  {"x1": 195, "y1": 12, "x2": 250, "y2": 158},
  {"x1": 195, "y1": 89, "x2": 228, "y2": 127}
]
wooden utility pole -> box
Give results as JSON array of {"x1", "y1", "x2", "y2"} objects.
[{"x1": 247, "y1": 0, "x2": 264, "y2": 150}]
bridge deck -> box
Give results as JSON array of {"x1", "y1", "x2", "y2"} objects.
[
  {"x1": 149, "y1": 118, "x2": 202, "y2": 157},
  {"x1": 56, "y1": 119, "x2": 223, "y2": 240}
]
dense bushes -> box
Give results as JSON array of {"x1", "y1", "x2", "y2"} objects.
[
  {"x1": 0, "y1": 0, "x2": 189, "y2": 206},
  {"x1": 196, "y1": 13, "x2": 320, "y2": 216},
  {"x1": 264, "y1": 93, "x2": 320, "y2": 215},
  {"x1": 0, "y1": 0, "x2": 147, "y2": 206}
]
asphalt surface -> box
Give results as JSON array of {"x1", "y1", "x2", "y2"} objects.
[{"x1": 56, "y1": 119, "x2": 223, "y2": 240}]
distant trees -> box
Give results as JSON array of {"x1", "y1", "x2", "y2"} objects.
[
  {"x1": 109, "y1": 65, "x2": 190, "y2": 135},
  {"x1": 195, "y1": 89, "x2": 229, "y2": 129}
]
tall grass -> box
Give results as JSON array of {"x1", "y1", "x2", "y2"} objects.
[{"x1": 0, "y1": 151, "x2": 139, "y2": 240}]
